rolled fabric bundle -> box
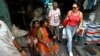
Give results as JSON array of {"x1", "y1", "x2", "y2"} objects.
[
  {"x1": 86, "y1": 24, "x2": 97, "y2": 37},
  {"x1": 85, "y1": 36, "x2": 92, "y2": 42},
  {"x1": 93, "y1": 34, "x2": 99, "y2": 42}
]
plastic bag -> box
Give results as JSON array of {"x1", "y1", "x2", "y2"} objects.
[
  {"x1": 62, "y1": 28, "x2": 67, "y2": 39},
  {"x1": 63, "y1": 18, "x2": 69, "y2": 27}
]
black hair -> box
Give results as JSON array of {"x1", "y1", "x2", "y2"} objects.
[
  {"x1": 40, "y1": 19, "x2": 48, "y2": 27},
  {"x1": 40, "y1": 19, "x2": 54, "y2": 39},
  {"x1": 73, "y1": 2, "x2": 80, "y2": 7},
  {"x1": 32, "y1": 20, "x2": 39, "y2": 27}
]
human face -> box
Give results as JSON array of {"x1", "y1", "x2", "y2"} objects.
[
  {"x1": 53, "y1": 2, "x2": 58, "y2": 10},
  {"x1": 43, "y1": 21, "x2": 48, "y2": 27},
  {"x1": 53, "y1": 6, "x2": 57, "y2": 10},
  {"x1": 34, "y1": 22, "x2": 39, "y2": 28},
  {"x1": 72, "y1": 4, "x2": 79, "y2": 12}
]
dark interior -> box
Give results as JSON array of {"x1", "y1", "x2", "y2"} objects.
[{"x1": 5, "y1": 0, "x2": 77, "y2": 30}]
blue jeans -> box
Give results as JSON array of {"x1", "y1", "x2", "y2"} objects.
[{"x1": 66, "y1": 25, "x2": 78, "y2": 52}]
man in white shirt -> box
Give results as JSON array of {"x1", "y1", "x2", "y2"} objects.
[
  {"x1": 0, "y1": 20, "x2": 26, "y2": 56},
  {"x1": 48, "y1": 2, "x2": 61, "y2": 41}
]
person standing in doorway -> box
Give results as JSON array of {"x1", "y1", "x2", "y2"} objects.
[
  {"x1": 48, "y1": 2, "x2": 61, "y2": 42},
  {"x1": 64, "y1": 3, "x2": 83, "y2": 56}
]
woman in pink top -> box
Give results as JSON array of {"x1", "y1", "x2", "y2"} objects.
[{"x1": 65, "y1": 3, "x2": 83, "y2": 56}]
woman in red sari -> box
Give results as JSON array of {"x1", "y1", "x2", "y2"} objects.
[
  {"x1": 37, "y1": 19, "x2": 59, "y2": 56},
  {"x1": 28, "y1": 20, "x2": 40, "y2": 56}
]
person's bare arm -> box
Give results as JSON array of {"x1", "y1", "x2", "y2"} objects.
[
  {"x1": 78, "y1": 12, "x2": 83, "y2": 29},
  {"x1": 77, "y1": 12, "x2": 83, "y2": 33},
  {"x1": 65, "y1": 11, "x2": 71, "y2": 19},
  {"x1": 13, "y1": 39, "x2": 27, "y2": 56},
  {"x1": 48, "y1": 10, "x2": 51, "y2": 22},
  {"x1": 4, "y1": 21, "x2": 27, "y2": 56},
  {"x1": 59, "y1": 15, "x2": 61, "y2": 20},
  {"x1": 13, "y1": 39, "x2": 23, "y2": 52},
  {"x1": 58, "y1": 8, "x2": 61, "y2": 21}
]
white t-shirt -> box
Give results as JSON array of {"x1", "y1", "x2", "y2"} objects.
[
  {"x1": 48, "y1": 8, "x2": 61, "y2": 26},
  {"x1": 0, "y1": 20, "x2": 20, "y2": 56}
]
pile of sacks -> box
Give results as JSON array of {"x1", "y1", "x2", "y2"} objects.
[{"x1": 12, "y1": 24, "x2": 28, "y2": 37}]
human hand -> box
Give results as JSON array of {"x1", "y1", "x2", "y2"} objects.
[
  {"x1": 53, "y1": 36, "x2": 57, "y2": 39},
  {"x1": 20, "y1": 50, "x2": 27, "y2": 56},
  {"x1": 28, "y1": 38, "x2": 31, "y2": 44},
  {"x1": 33, "y1": 38, "x2": 38, "y2": 44},
  {"x1": 77, "y1": 28, "x2": 80, "y2": 33},
  {"x1": 77, "y1": 28, "x2": 85, "y2": 36}
]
